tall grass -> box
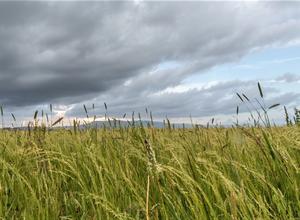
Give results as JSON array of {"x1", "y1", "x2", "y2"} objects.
[{"x1": 0, "y1": 123, "x2": 299, "y2": 219}]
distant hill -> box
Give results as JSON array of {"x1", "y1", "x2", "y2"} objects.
[
  {"x1": 85, "y1": 119, "x2": 194, "y2": 129},
  {"x1": 2, "y1": 119, "x2": 196, "y2": 130}
]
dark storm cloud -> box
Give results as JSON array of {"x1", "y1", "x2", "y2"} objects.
[{"x1": 0, "y1": 1, "x2": 300, "y2": 119}]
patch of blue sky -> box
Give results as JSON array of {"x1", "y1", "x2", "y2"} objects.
[
  {"x1": 154, "y1": 45, "x2": 300, "y2": 104},
  {"x1": 156, "y1": 60, "x2": 182, "y2": 71},
  {"x1": 184, "y1": 45, "x2": 300, "y2": 87}
]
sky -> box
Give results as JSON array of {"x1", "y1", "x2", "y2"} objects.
[{"x1": 0, "y1": 1, "x2": 300, "y2": 127}]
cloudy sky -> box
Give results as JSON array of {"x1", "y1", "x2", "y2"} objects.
[{"x1": 0, "y1": 1, "x2": 300, "y2": 126}]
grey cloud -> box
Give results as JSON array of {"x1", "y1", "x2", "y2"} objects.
[
  {"x1": 66, "y1": 78, "x2": 298, "y2": 120},
  {"x1": 276, "y1": 73, "x2": 300, "y2": 83},
  {"x1": 0, "y1": 1, "x2": 300, "y2": 120}
]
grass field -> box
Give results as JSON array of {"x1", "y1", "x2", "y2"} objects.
[{"x1": 0, "y1": 118, "x2": 299, "y2": 219}]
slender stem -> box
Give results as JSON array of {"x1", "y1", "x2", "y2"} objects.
[{"x1": 146, "y1": 175, "x2": 150, "y2": 220}]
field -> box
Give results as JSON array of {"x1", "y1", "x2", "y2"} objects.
[{"x1": 0, "y1": 118, "x2": 299, "y2": 219}]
